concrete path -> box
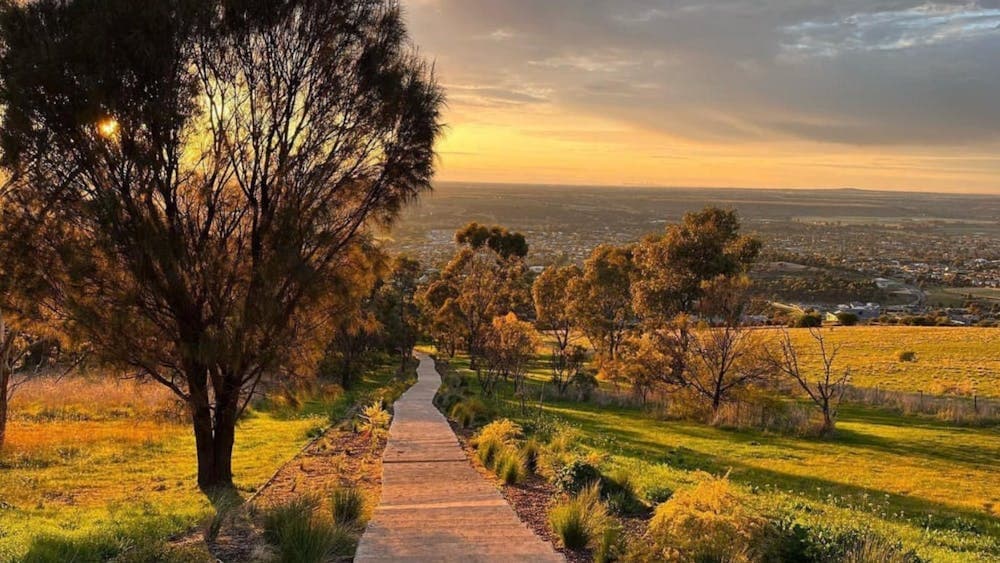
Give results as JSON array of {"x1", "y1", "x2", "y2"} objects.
[{"x1": 356, "y1": 354, "x2": 563, "y2": 562}]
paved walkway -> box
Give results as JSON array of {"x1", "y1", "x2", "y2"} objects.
[{"x1": 356, "y1": 354, "x2": 563, "y2": 562}]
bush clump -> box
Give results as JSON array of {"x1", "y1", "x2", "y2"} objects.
[
  {"x1": 331, "y1": 487, "x2": 365, "y2": 528},
  {"x1": 495, "y1": 449, "x2": 525, "y2": 484},
  {"x1": 644, "y1": 484, "x2": 675, "y2": 505},
  {"x1": 449, "y1": 398, "x2": 493, "y2": 429},
  {"x1": 553, "y1": 459, "x2": 602, "y2": 495},
  {"x1": 763, "y1": 519, "x2": 923, "y2": 563},
  {"x1": 473, "y1": 419, "x2": 526, "y2": 482},
  {"x1": 642, "y1": 472, "x2": 764, "y2": 562},
  {"x1": 791, "y1": 312, "x2": 824, "y2": 328},
  {"x1": 262, "y1": 496, "x2": 354, "y2": 563},
  {"x1": 549, "y1": 484, "x2": 615, "y2": 552},
  {"x1": 520, "y1": 438, "x2": 542, "y2": 474}
]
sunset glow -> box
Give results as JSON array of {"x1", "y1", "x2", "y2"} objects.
[{"x1": 405, "y1": 1, "x2": 1000, "y2": 193}]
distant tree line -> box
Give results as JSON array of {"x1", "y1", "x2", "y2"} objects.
[{"x1": 421, "y1": 209, "x2": 854, "y2": 436}]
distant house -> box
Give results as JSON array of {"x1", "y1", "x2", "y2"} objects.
[{"x1": 833, "y1": 302, "x2": 882, "y2": 321}]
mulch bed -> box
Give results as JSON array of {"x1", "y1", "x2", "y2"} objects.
[
  {"x1": 450, "y1": 422, "x2": 593, "y2": 563},
  {"x1": 172, "y1": 424, "x2": 388, "y2": 562}
]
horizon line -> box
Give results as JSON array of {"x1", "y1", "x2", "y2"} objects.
[{"x1": 432, "y1": 179, "x2": 1000, "y2": 197}]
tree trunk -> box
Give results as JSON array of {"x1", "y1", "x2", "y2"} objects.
[
  {"x1": 820, "y1": 403, "x2": 835, "y2": 436},
  {"x1": 0, "y1": 378, "x2": 8, "y2": 449},
  {"x1": 189, "y1": 371, "x2": 239, "y2": 494}
]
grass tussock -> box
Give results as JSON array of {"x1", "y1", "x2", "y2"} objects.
[
  {"x1": 548, "y1": 484, "x2": 616, "y2": 552},
  {"x1": 331, "y1": 486, "x2": 365, "y2": 528},
  {"x1": 494, "y1": 449, "x2": 525, "y2": 484},
  {"x1": 262, "y1": 496, "x2": 355, "y2": 563}
]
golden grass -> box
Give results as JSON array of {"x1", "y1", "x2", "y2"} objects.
[
  {"x1": 0, "y1": 368, "x2": 397, "y2": 561},
  {"x1": 11, "y1": 373, "x2": 182, "y2": 422},
  {"x1": 777, "y1": 327, "x2": 1000, "y2": 398}
]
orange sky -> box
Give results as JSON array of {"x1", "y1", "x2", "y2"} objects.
[
  {"x1": 406, "y1": 1, "x2": 1000, "y2": 194},
  {"x1": 434, "y1": 103, "x2": 1000, "y2": 193}
]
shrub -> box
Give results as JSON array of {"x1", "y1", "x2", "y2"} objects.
[
  {"x1": 553, "y1": 459, "x2": 602, "y2": 495},
  {"x1": 476, "y1": 418, "x2": 522, "y2": 444},
  {"x1": 520, "y1": 439, "x2": 542, "y2": 474},
  {"x1": 436, "y1": 391, "x2": 465, "y2": 413},
  {"x1": 495, "y1": 448, "x2": 525, "y2": 484},
  {"x1": 643, "y1": 473, "x2": 764, "y2": 562},
  {"x1": 791, "y1": 312, "x2": 823, "y2": 328},
  {"x1": 712, "y1": 395, "x2": 818, "y2": 436},
  {"x1": 473, "y1": 418, "x2": 522, "y2": 469},
  {"x1": 594, "y1": 521, "x2": 624, "y2": 563},
  {"x1": 549, "y1": 498, "x2": 590, "y2": 550},
  {"x1": 262, "y1": 497, "x2": 354, "y2": 562},
  {"x1": 836, "y1": 312, "x2": 860, "y2": 326},
  {"x1": 357, "y1": 402, "x2": 391, "y2": 439},
  {"x1": 549, "y1": 484, "x2": 613, "y2": 551},
  {"x1": 331, "y1": 487, "x2": 365, "y2": 528},
  {"x1": 644, "y1": 484, "x2": 675, "y2": 505},
  {"x1": 572, "y1": 369, "x2": 599, "y2": 401},
  {"x1": 601, "y1": 467, "x2": 645, "y2": 516},
  {"x1": 476, "y1": 435, "x2": 504, "y2": 468},
  {"x1": 449, "y1": 398, "x2": 492, "y2": 429},
  {"x1": 842, "y1": 531, "x2": 922, "y2": 563},
  {"x1": 810, "y1": 527, "x2": 922, "y2": 563},
  {"x1": 897, "y1": 350, "x2": 918, "y2": 363}
]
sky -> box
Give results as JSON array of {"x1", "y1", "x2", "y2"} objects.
[{"x1": 402, "y1": 0, "x2": 1000, "y2": 194}]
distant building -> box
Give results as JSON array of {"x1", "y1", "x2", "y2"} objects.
[{"x1": 833, "y1": 302, "x2": 882, "y2": 321}]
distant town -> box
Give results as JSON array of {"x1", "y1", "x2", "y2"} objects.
[{"x1": 388, "y1": 184, "x2": 1000, "y2": 326}]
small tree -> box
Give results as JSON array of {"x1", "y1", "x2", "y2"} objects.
[
  {"x1": 633, "y1": 208, "x2": 761, "y2": 324},
  {"x1": 568, "y1": 244, "x2": 636, "y2": 369},
  {"x1": 769, "y1": 328, "x2": 850, "y2": 435},
  {"x1": 420, "y1": 242, "x2": 529, "y2": 366},
  {"x1": 548, "y1": 344, "x2": 588, "y2": 397},
  {"x1": 456, "y1": 223, "x2": 529, "y2": 259},
  {"x1": 0, "y1": 307, "x2": 28, "y2": 448},
  {"x1": 533, "y1": 265, "x2": 582, "y2": 354},
  {"x1": 375, "y1": 255, "x2": 423, "y2": 372},
  {"x1": 683, "y1": 276, "x2": 772, "y2": 413},
  {"x1": 480, "y1": 313, "x2": 539, "y2": 410}
]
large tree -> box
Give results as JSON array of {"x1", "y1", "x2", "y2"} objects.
[
  {"x1": 374, "y1": 255, "x2": 423, "y2": 372},
  {"x1": 633, "y1": 208, "x2": 761, "y2": 325},
  {"x1": 568, "y1": 244, "x2": 637, "y2": 369},
  {"x1": 532, "y1": 264, "x2": 582, "y2": 354},
  {"x1": 419, "y1": 228, "x2": 529, "y2": 365},
  {"x1": 0, "y1": 0, "x2": 442, "y2": 491}
]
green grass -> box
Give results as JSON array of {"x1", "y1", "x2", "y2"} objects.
[
  {"x1": 0, "y1": 362, "x2": 410, "y2": 561},
  {"x1": 443, "y1": 349, "x2": 1000, "y2": 562}
]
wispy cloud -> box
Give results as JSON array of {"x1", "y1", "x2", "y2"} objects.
[{"x1": 402, "y1": 0, "x2": 1000, "y2": 191}]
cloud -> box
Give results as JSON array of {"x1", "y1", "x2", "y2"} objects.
[{"x1": 403, "y1": 0, "x2": 1000, "y2": 147}]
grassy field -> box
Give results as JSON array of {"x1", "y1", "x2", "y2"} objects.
[
  {"x1": 777, "y1": 326, "x2": 1000, "y2": 398},
  {"x1": 924, "y1": 287, "x2": 1000, "y2": 308},
  {"x1": 442, "y1": 326, "x2": 1000, "y2": 561},
  {"x1": 0, "y1": 365, "x2": 405, "y2": 561}
]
